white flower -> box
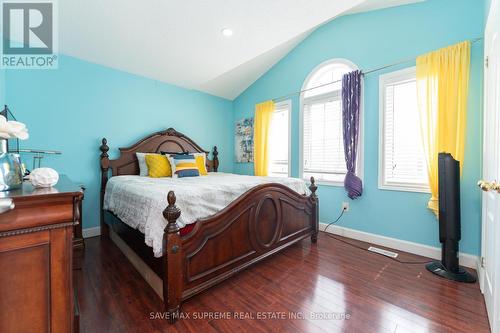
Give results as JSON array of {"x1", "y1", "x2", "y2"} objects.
[{"x1": 0, "y1": 115, "x2": 29, "y2": 140}]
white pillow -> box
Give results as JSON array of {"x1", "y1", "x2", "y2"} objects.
[
  {"x1": 166, "y1": 154, "x2": 177, "y2": 178},
  {"x1": 136, "y1": 152, "x2": 151, "y2": 177}
]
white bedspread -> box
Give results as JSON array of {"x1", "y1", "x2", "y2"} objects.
[{"x1": 104, "y1": 173, "x2": 310, "y2": 257}]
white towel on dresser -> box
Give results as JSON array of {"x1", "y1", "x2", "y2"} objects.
[{"x1": 103, "y1": 172, "x2": 310, "y2": 257}]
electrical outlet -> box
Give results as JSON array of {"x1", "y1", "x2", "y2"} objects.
[{"x1": 342, "y1": 202, "x2": 349, "y2": 212}]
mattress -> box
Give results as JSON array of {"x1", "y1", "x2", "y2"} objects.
[{"x1": 103, "y1": 172, "x2": 310, "y2": 257}]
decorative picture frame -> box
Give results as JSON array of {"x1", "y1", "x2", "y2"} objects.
[{"x1": 235, "y1": 117, "x2": 254, "y2": 163}]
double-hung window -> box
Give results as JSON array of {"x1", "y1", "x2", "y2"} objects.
[
  {"x1": 268, "y1": 100, "x2": 291, "y2": 177},
  {"x1": 300, "y1": 59, "x2": 362, "y2": 184},
  {"x1": 379, "y1": 67, "x2": 429, "y2": 192}
]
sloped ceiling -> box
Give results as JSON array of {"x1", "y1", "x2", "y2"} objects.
[{"x1": 60, "y1": 0, "x2": 424, "y2": 100}]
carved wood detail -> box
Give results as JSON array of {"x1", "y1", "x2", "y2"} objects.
[
  {"x1": 180, "y1": 184, "x2": 315, "y2": 292},
  {"x1": 0, "y1": 221, "x2": 77, "y2": 238},
  {"x1": 101, "y1": 128, "x2": 218, "y2": 178}
]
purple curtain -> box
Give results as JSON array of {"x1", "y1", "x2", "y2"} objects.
[{"x1": 342, "y1": 70, "x2": 363, "y2": 199}]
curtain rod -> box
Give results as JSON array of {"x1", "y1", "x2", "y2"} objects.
[{"x1": 272, "y1": 37, "x2": 483, "y2": 103}]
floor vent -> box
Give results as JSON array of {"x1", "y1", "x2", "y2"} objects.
[{"x1": 368, "y1": 246, "x2": 399, "y2": 258}]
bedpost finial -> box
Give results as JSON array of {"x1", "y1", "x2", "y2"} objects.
[
  {"x1": 309, "y1": 177, "x2": 318, "y2": 198},
  {"x1": 100, "y1": 138, "x2": 109, "y2": 157},
  {"x1": 164, "y1": 191, "x2": 181, "y2": 234},
  {"x1": 167, "y1": 191, "x2": 176, "y2": 206},
  {"x1": 213, "y1": 146, "x2": 218, "y2": 159},
  {"x1": 212, "y1": 146, "x2": 219, "y2": 172},
  {"x1": 100, "y1": 138, "x2": 110, "y2": 172}
]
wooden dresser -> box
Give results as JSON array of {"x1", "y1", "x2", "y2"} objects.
[{"x1": 0, "y1": 176, "x2": 83, "y2": 333}]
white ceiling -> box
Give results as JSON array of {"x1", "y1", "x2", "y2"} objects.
[{"x1": 60, "y1": 0, "x2": 424, "y2": 100}]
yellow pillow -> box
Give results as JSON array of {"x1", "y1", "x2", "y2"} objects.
[
  {"x1": 195, "y1": 155, "x2": 208, "y2": 175},
  {"x1": 145, "y1": 154, "x2": 172, "y2": 178}
]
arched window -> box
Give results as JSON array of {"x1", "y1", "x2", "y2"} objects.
[{"x1": 300, "y1": 59, "x2": 362, "y2": 184}]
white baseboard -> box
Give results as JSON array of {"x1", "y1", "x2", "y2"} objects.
[
  {"x1": 319, "y1": 223, "x2": 478, "y2": 269},
  {"x1": 82, "y1": 226, "x2": 101, "y2": 238}
]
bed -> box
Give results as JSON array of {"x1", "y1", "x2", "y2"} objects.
[{"x1": 99, "y1": 128, "x2": 319, "y2": 323}]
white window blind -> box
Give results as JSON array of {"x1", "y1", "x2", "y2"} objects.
[
  {"x1": 300, "y1": 59, "x2": 360, "y2": 184},
  {"x1": 303, "y1": 95, "x2": 346, "y2": 182},
  {"x1": 379, "y1": 67, "x2": 429, "y2": 192},
  {"x1": 268, "y1": 101, "x2": 290, "y2": 177}
]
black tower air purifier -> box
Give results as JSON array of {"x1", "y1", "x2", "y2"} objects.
[{"x1": 425, "y1": 153, "x2": 476, "y2": 283}]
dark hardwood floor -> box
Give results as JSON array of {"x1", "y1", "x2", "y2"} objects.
[{"x1": 75, "y1": 233, "x2": 490, "y2": 333}]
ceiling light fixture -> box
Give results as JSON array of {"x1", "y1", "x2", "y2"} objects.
[{"x1": 221, "y1": 28, "x2": 233, "y2": 37}]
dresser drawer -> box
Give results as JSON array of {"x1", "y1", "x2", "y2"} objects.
[{"x1": 0, "y1": 192, "x2": 78, "y2": 233}]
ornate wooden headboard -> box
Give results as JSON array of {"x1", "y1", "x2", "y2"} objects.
[{"x1": 99, "y1": 127, "x2": 219, "y2": 177}]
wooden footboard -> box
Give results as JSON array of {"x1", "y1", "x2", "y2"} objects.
[{"x1": 162, "y1": 179, "x2": 318, "y2": 322}]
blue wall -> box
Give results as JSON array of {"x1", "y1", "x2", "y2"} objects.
[
  {"x1": 5, "y1": 55, "x2": 234, "y2": 229},
  {"x1": 233, "y1": 0, "x2": 484, "y2": 255},
  {"x1": 0, "y1": 69, "x2": 4, "y2": 104}
]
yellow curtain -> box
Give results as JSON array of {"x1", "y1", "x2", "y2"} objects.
[
  {"x1": 253, "y1": 100, "x2": 275, "y2": 176},
  {"x1": 416, "y1": 41, "x2": 470, "y2": 216}
]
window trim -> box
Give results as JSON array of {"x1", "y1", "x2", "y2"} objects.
[
  {"x1": 299, "y1": 58, "x2": 364, "y2": 187},
  {"x1": 268, "y1": 99, "x2": 292, "y2": 177},
  {"x1": 378, "y1": 66, "x2": 430, "y2": 193}
]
